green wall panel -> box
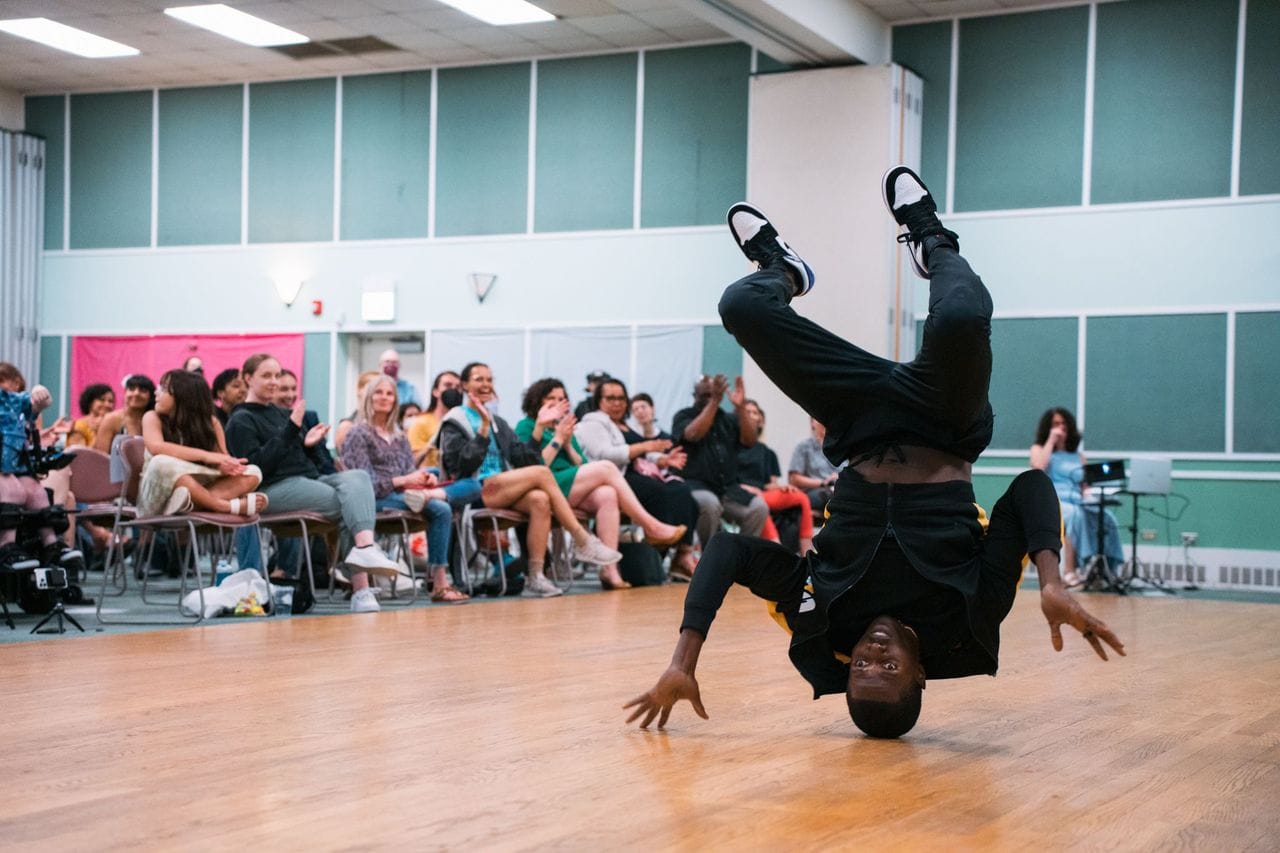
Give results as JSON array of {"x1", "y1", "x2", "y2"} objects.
[
  {"x1": 701, "y1": 324, "x2": 743, "y2": 411},
  {"x1": 1092, "y1": 0, "x2": 1238, "y2": 203},
  {"x1": 158, "y1": 85, "x2": 242, "y2": 246},
  {"x1": 755, "y1": 52, "x2": 791, "y2": 74},
  {"x1": 641, "y1": 43, "x2": 749, "y2": 228},
  {"x1": 535, "y1": 53, "x2": 636, "y2": 233},
  {"x1": 248, "y1": 78, "x2": 335, "y2": 243},
  {"x1": 38, "y1": 335, "x2": 63, "y2": 417},
  {"x1": 1233, "y1": 312, "x2": 1280, "y2": 453},
  {"x1": 1085, "y1": 314, "x2": 1226, "y2": 452},
  {"x1": 988, "y1": 317, "x2": 1079, "y2": 450},
  {"x1": 435, "y1": 63, "x2": 530, "y2": 237},
  {"x1": 341, "y1": 71, "x2": 431, "y2": 240},
  {"x1": 302, "y1": 332, "x2": 331, "y2": 424},
  {"x1": 1240, "y1": 0, "x2": 1280, "y2": 195},
  {"x1": 69, "y1": 91, "x2": 152, "y2": 249},
  {"x1": 24, "y1": 96, "x2": 64, "y2": 251},
  {"x1": 955, "y1": 8, "x2": 1087, "y2": 211},
  {"x1": 893, "y1": 22, "x2": 952, "y2": 213}
]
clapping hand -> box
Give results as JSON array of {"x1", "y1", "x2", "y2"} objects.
[
  {"x1": 553, "y1": 413, "x2": 577, "y2": 444},
  {"x1": 303, "y1": 422, "x2": 330, "y2": 448},
  {"x1": 728, "y1": 376, "x2": 746, "y2": 409}
]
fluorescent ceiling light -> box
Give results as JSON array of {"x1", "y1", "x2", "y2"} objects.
[
  {"x1": 0, "y1": 18, "x2": 138, "y2": 57},
  {"x1": 436, "y1": 0, "x2": 555, "y2": 26},
  {"x1": 164, "y1": 4, "x2": 308, "y2": 47}
]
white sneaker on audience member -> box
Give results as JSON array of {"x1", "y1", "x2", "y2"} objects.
[
  {"x1": 344, "y1": 544, "x2": 401, "y2": 577},
  {"x1": 522, "y1": 573, "x2": 564, "y2": 598},
  {"x1": 402, "y1": 489, "x2": 428, "y2": 513},
  {"x1": 350, "y1": 587, "x2": 381, "y2": 612},
  {"x1": 572, "y1": 534, "x2": 622, "y2": 566}
]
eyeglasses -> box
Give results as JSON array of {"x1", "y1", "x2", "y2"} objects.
[{"x1": 600, "y1": 394, "x2": 627, "y2": 402}]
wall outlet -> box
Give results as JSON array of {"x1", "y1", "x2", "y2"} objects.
[
  {"x1": 1141, "y1": 529, "x2": 1158, "y2": 541},
  {"x1": 1181, "y1": 532, "x2": 1199, "y2": 546}
]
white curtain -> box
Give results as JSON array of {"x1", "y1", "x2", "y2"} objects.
[{"x1": 0, "y1": 130, "x2": 44, "y2": 374}]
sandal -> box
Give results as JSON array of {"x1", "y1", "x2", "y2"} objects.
[
  {"x1": 162, "y1": 486, "x2": 192, "y2": 516},
  {"x1": 228, "y1": 493, "x2": 268, "y2": 516},
  {"x1": 431, "y1": 585, "x2": 470, "y2": 603}
]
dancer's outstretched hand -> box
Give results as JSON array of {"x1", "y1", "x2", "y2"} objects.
[
  {"x1": 1040, "y1": 584, "x2": 1125, "y2": 661},
  {"x1": 624, "y1": 667, "x2": 708, "y2": 729}
]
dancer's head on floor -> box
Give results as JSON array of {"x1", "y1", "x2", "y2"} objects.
[{"x1": 845, "y1": 615, "x2": 926, "y2": 738}]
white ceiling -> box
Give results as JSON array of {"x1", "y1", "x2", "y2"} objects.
[{"x1": 0, "y1": 0, "x2": 1097, "y2": 96}]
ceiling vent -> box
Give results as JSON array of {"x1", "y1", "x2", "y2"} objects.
[{"x1": 271, "y1": 36, "x2": 400, "y2": 60}]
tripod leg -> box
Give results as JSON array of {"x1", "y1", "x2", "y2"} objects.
[
  {"x1": 1, "y1": 594, "x2": 14, "y2": 630},
  {"x1": 60, "y1": 607, "x2": 85, "y2": 632}
]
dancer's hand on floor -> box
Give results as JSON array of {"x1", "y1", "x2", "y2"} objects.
[
  {"x1": 624, "y1": 667, "x2": 708, "y2": 729},
  {"x1": 1040, "y1": 584, "x2": 1125, "y2": 661}
]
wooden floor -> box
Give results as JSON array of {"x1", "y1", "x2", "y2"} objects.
[{"x1": 3, "y1": 585, "x2": 1279, "y2": 851}]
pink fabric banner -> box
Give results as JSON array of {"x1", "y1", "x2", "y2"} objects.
[{"x1": 68, "y1": 334, "x2": 306, "y2": 417}]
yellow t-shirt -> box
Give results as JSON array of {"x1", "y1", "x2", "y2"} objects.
[{"x1": 406, "y1": 411, "x2": 441, "y2": 467}]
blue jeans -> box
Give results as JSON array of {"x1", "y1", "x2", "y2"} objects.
[
  {"x1": 442, "y1": 478, "x2": 482, "y2": 508},
  {"x1": 377, "y1": 493, "x2": 452, "y2": 569}
]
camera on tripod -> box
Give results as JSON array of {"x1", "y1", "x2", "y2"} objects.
[{"x1": 32, "y1": 566, "x2": 69, "y2": 590}]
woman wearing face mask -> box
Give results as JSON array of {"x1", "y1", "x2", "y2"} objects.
[
  {"x1": 436, "y1": 362, "x2": 623, "y2": 599},
  {"x1": 407, "y1": 370, "x2": 461, "y2": 469}
]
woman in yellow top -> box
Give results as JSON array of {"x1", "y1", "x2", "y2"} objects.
[
  {"x1": 406, "y1": 370, "x2": 460, "y2": 468},
  {"x1": 67, "y1": 383, "x2": 115, "y2": 447}
]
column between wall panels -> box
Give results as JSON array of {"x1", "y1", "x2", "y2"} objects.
[
  {"x1": 328, "y1": 330, "x2": 338, "y2": 429},
  {"x1": 1230, "y1": 0, "x2": 1247, "y2": 198},
  {"x1": 527, "y1": 60, "x2": 537, "y2": 234},
  {"x1": 333, "y1": 76, "x2": 343, "y2": 242},
  {"x1": 1081, "y1": 3, "x2": 1097, "y2": 207},
  {"x1": 632, "y1": 50, "x2": 645, "y2": 230},
  {"x1": 428, "y1": 68, "x2": 438, "y2": 240},
  {"x1": 240, "y1": 83, "x2": 249, "y2": 245},
  {"x1": 1076, "y1": 313, "x2": 1087, "y2": 431},
  {"x1": 522, "y1": 328, "x2": 532, "y2": 387},
  {"x1": 150, "y1": 88, "x2": 159, "y2": 247},
  {"x1": 59, "y1": 335, "x2": 68, "y2": 415},
  {"x1": 1225, "y1": 311, "x2": 1236, "y2": 453},
  {"x1": 628, "y1": 324, "x2": 638, "y2": 388},
  {"x1": 945, "y1": 18, "x2": 959, "y2": 215}
]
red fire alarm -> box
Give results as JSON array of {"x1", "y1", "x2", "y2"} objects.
[{"x1": 311, "y1": 299, "x2": 323, "y2": 316}]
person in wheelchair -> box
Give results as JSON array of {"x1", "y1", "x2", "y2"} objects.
[{"x1": 0, "y1": 362, "x2": 83, "y2": 574}]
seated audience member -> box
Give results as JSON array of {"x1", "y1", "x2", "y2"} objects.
[
  {"x1": 225, "y1": 354, "x2": 401, "y2": 613},
  {"x1": 407, "y1": 371, "x2": 461, "y2": 469},
  {"x1": 67, "y1": 383, "x2": 115, "y2": 447},
  {"x1": 575, "y1": 378, "x2": 700, "y2": 580},
  {"x1": 138, "y1": 370, "x2": 266, "y2": 516},
  {"x1": 670, "y1": 374, "x2": 768, "y2": 547},
  {"x1": 1030, "y1": 407, "x2": 1125, "y2": 586},
  {"x1": 399, "y1": 402, "x2": 422, "y2": 430},
  {"x1": 788, "y1": 416, "x2": 842, "y2": 522},
  {"x1": 516, "y1": 378, "x2": 687, "y2": 591},
  {"x1": 182, "y1": 356, "x2": 204, "y2": 375},
  {"x1": 379, "y1": 349, "x2": 420, "y2": 408},
  {"x1": 211, "y1": 368, "x2": 247, "y2": 427},
  {"x1": 0, "y1": 362, "x2": 83, "y2": 571},
  {"x1": 737, "y1": 400, "x2": 813, "y2": 555},
  {"x1": 275, "y1": 368, "x2": 336, "y2": 475},
  {"x1": 334, "y1": 370, "x2": 381, "y2": 452},
  {"x1": 94, "y1": 374, "x2": 156, "y2": 453},
  {"x1": 340, "y1": 375, "x2": 468, "y2": 603},
  {"x1": 574, "y1": 370, "x2": 610, "y2": 420},
  {"x1": 437, "y1": 362, "x2": 622, "y2": 598},
  {"x1": 629, "y1": 393, "x2": 674, "y2": 444}
]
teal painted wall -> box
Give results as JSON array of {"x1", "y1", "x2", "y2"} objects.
[
  {"x1": 69, "y1": 91, "x2": 151, "y2": 249},
  {"x1": 435, "y1": 63, "x2": 530, "y2": 237},
  {"x1": 891, "y1": 22, "x2": 951, "y2": 212},
  {"x1": 23, "y1": 95, "x2": 64, "y2": 250},
  {"x1": 248, "y1": 78, "x2": 335, "y2": 243},
  {"x1": 158, "y1": 85, "x2": 242, "y2": 246},
  {"x1": 341, "y1": 72, "x2": 431, "y2": 241},
  {"x1": 1240, "y1": 0, "x2": 1280, "y2": 195}
]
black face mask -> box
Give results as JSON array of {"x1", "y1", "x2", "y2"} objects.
[{"x1": 440, "y1": 388, "x2": 464, "y2": 410}]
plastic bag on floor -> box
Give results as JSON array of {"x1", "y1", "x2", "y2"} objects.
[{"x1": 180, "y1": 569, "x2": 270, "y2": 619}]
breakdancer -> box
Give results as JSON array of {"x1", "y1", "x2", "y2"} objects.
[{"x1": 625, "y1": 166, "x2": 1124, "y2": 738}]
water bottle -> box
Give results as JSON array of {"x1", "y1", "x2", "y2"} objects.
[{"x1": 214, "y1": 558, "x2": 233, "y2": 586}]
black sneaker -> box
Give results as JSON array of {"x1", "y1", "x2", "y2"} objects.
[
  {"x1": 43, "y1": 542, "x2": 86, "y2": 576},
  {"x1": 881, "y1": 165, "x2": 958, "y2": 280},
  {"x1": 0, "y1": 542, "x2": 40, "y2": 572},
  {"x1": 727, "y1": 203, "x2": 815, "y2": 297}
]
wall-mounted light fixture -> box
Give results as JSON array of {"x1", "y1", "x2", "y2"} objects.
[
  {"x1": 470, "y1": 272, "x2": 497, "y2": 304},
  {"x1": 274, "y1": 277, "x2": 304, "y2": 306}
]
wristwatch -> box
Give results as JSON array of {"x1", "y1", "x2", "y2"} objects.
[{"x1": 549, "y1": 440, "x2": 562, "y2": 451}]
